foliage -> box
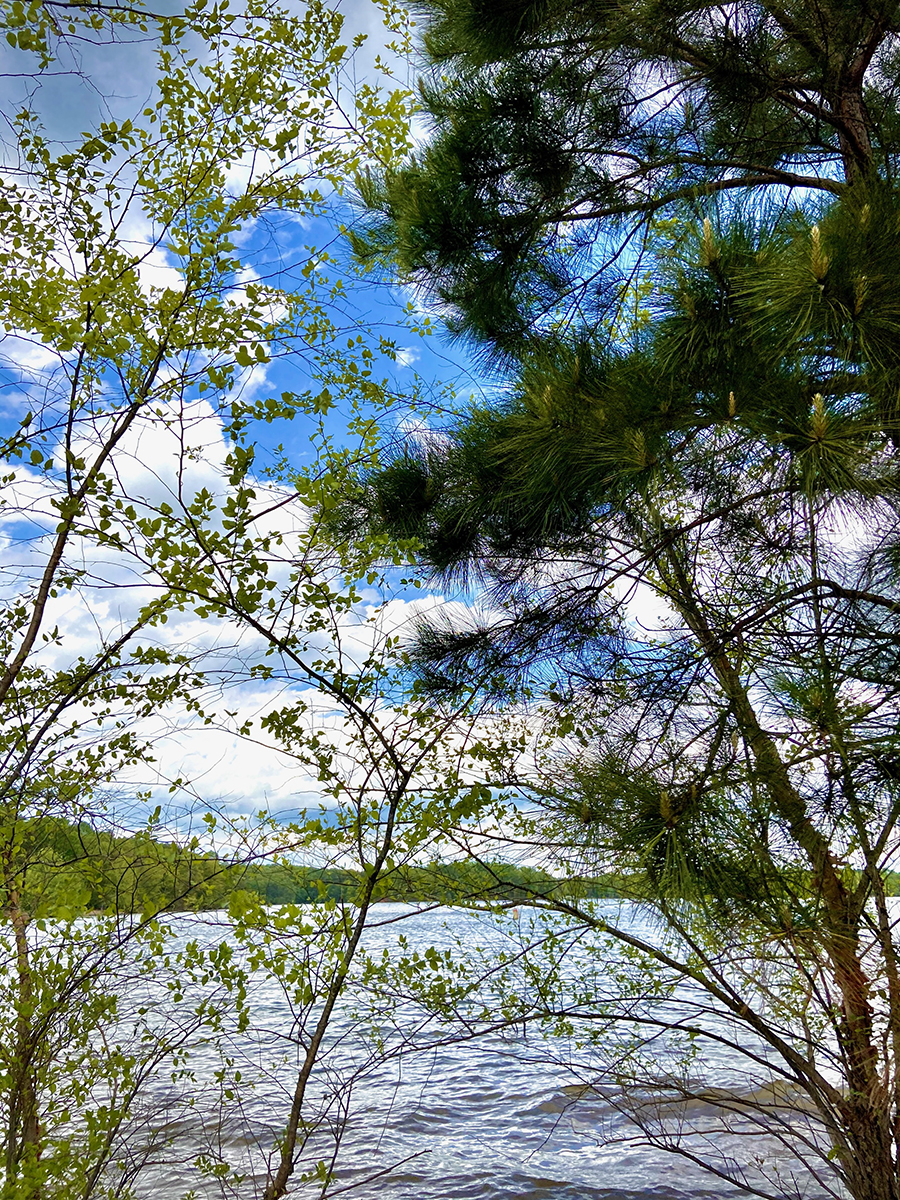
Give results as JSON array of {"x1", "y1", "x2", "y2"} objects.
[
  {"x1": 0, "y1": 0, "x2": 428, "y2": 1193},
  {"x1": 14, "y1": 817, "x2": 235, "y2": 915},
  {"x1": 337, "y1": 3, "x2": 900, "y2": 1200},
  {"x1": 15, "y1": 815, "x2": 625, "y2": 915},
  {"x1": 351, "y1": 0, "x2": 896, "y2": 356}
]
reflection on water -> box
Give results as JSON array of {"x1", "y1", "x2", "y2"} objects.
[{"x1": 123, "y1": 903, "x2": 835, "y2": 1200}]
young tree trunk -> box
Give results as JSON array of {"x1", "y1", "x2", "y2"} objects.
[{"x1": 2, "y1": 858, "x2": 41, "y2": 1198}]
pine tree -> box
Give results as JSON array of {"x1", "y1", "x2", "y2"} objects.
[
  {"x1": 355, "y1": 0, "x2": 899, "y2": 354},
  {"x1": 340, "y1": 3, "x2": 900, "y2": 1198}
]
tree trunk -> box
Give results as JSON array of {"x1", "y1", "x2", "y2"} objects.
[
  {"x1": 3, "y1": 867, "x2": 41, "y2": 1199},
  {"x1": 653, "y1": 530, "x2": 899, "y2": 1200},
  {"x1": 834, "y1": 82, "x2": 874, "y2": 184},
  {"x1": 842, "y1": 1098, "x2": 899, "y2": 1200}
]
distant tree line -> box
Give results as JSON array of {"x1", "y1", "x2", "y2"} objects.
[
  {"x1": 237, "y1": 857, "x2": 621, "y2": 907},
  {"x1": 13, "y1": 818, "x2": 624, "y2": 916}
]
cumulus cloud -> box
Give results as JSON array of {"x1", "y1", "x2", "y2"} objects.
[
  {"x1": 1, "y1": 380, "x2": 468, "y2": 826},
  {"x1": 0, "y1": 0, "x2": 494, "y2": 832}
]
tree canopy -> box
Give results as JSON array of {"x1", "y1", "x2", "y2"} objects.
[
  {"x1": 0, "y1": 2, "x2": 460, "y2": 1195},
  {"x1": 354, "y1": 0, "x2": 900, "y2": 355},
  {"x1": 338, "y1": 3, "x2": 900, "y2": 1199}
]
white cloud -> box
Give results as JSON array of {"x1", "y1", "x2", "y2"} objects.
[
  {"x1": 1, "y1": 381, "x2": 486, "y2": 825},
  {"x1": 133, "y1": 245, "x2": 185, "y2": 295}
]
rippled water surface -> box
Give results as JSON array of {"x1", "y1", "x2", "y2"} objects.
[{"x1": 130, "y1": 903, "x2": 836, "y2": 1200}]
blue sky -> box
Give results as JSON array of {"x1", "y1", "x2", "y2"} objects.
[
  {"x1": 0, "y1": 0, "x2": 500, "y2": 828},
  {"x1": 237, "y1": 203, "x2": 488, "y2": 473}
]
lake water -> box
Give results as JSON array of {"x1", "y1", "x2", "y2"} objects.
[{"x1": 121, "y1": 903, "x2": 838, "y2": 1200}]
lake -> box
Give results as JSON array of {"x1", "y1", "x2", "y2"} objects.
[{"x1": 120, "y1": 902, "x2": 837, "y2": 1200}]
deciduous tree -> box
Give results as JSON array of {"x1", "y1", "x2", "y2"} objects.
[{"x1": 0, "y1": 0, "x2": 433, "y2": 1193}]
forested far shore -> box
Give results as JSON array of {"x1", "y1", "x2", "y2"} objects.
[
  {"x1": 7, "y1": 818, "x2": 624, "y2": 917},
  {"x1": 11, "y1": 818, "x2": 900, "y2": 919}
]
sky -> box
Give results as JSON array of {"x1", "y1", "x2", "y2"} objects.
[
  {"x1": 0, "y1": 0, "x2": 498, "y2": 833},
  {"x1": 0, "y1": 0, "x2": 688, "y2": 846}
]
